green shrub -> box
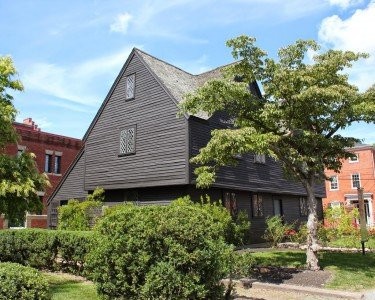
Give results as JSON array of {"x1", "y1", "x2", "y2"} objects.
[
  {"x1": 228, "y1": 251, "x2": 256, "y2": 279},
  {"x1": 87, "y1": 201, "x2": 233, "y2": 300},
  {"x1": 0, "y1": 229, "x2": 94, "y2": 274},
  {"x1": 0, "y1": 262, "x2": 50, "y2": 300},
  {"x1": 324, "y1": 206, "x2": 359, "y2": 239},
  {"x1": 263, "y1": 216, "x2": 294, "y2": 247},
  {"x1": 0, "y1": 229, "x2": 58, "y2": 269},
  {"x1": 56, "y1": 230, "x2": 95, "y2": 275},
  {"x1": 58, "y1": 187, "x2": 104, "y2": 230},
  {"x1": 172, "y1": 196, "x2": 251, "y2": 246}
]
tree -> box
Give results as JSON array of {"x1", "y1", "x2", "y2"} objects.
[
  {"x1": 180, "y1": 36, "x2": 375, "y2": 270},
  {"x1": 0, "y1": 56, "x2": 49, "y2": 225}
]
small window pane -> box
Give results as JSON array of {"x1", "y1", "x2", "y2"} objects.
[
  {"x1": 349, "y1": 154, "x2": 359, "y2": 162},
  {"x1": 126, "y1": 74, "x2": 135, "y2": 99}
]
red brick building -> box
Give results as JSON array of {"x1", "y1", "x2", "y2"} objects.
[
  {"x1": 324, "y1": 144, "x2": 375, "y2": 227},
  {"x1": 1, "y1": 118, "x2": 82, "y2": 228}
]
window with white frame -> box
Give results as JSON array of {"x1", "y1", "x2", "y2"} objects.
[
  {"x1": 330, "y1": 175, "x2": 339, "y2": 190},
  {"x1": 251, "y1": 194, "x2": 263, "y2": 217},
  {"x1": 349, "y1": 153, "x2": 359, "y2": 163},
  {"x1": 125, "y1": 74, "x2": 135, "y2": 100},
  {"x1": 254, "y1": 154, "x2": 266, "y2": 164},
  {"x1": 119, "y1": 126, "x2": 136, "y2": 155},
  {"x1": 351, "y1": 173, "x2": 361, "y2": 189},
  {"x1": 299, "y1": 197, "x2": 308, "y2": 216}
]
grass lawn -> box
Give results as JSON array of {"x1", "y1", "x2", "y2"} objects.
[
  {"x1": 43, "y1": 272, "x2": 99, "y2": 300},
  {"x1": 250, "y1": 250, "x2": 375, "y2": 291},
  {"x1": 327, "y1": 236, "x2": 375, "y2": 249}
]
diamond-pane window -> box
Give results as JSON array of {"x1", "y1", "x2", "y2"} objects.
[
  {"x1": 120, "y1": 127, "x2": 136, "y2": 155},
  {"x1": 254, "y1": 154, "x2": 266, "y2": 164},
  {"x1": 126, "y1": 74, "x2": 135, "y2": 99}
]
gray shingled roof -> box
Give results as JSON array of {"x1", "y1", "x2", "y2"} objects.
[{"x1": 136, "y1": 48, "x2": 229, "y2": 119}]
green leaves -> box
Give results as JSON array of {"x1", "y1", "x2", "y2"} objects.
[
  {"x1": 0, "y1": 56, "x2": 50, "y2": 224},
  {"x1": 0, "y1": 153, "x2": 49, "y2": 224},
  {"x1": 87, "y1": 199, "x2": 235, "y2": 299},
  {"x1": 181, "y1": 35, "x2": 374, "y2": 185},
  {"x1": 0, "y1": 56, "x2": 23, "y2": 149},
  {"x1": 57, "y1": 187, "x2": 104, "y2": 230}
]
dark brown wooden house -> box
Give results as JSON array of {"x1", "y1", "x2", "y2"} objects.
[{"x1": 47, "y1": 48, "x2": 324, "y2": 240}]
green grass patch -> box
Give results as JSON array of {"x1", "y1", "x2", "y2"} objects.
[
  {"x1": 327, "y1": 236, "x2": 375, "y2": 249},
  {"x1": 250, "y1": 250, "x2": 375, "y2": 291},
  {"x1": 43, "y1": 272, "x2": 99, "y2": 300}
]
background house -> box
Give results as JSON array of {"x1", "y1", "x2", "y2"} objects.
[
  {"x1": 0, "y1": 118, "x2": 82, "y2": 229},
  {"x1": 48, "y1": 48, "x2": 325, "y2": 241},
  {"x1": 324, "y1": 144, "x2": 375, "y2": 227}
]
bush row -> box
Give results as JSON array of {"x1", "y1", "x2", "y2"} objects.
[
  {"x1": 0, "y1": 262, "x2": 50, "y2": 300},
  {"x1": 0, "y1": 229, "x2": 94, "y2": 275},
  {"x1": 0, "y1": 197, "x2": 252, "y2": 299}
]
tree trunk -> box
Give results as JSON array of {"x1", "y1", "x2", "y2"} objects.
[{"x1": 304, "y1": 177, "x2": 320, "y2": 271}]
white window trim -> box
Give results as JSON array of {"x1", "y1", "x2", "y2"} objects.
[
  {"x1": 348, "y1": 153, "x2": 359, "y2": 163},
  {"x1": 329, "y1": 175, "x2": 339, "y2": 191},
  {"x1": 351, "y1": 173, "x2": 361, "y2": 189}
]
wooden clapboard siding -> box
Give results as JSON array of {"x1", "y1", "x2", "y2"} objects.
[
  {"x1": 84, "y1": 53, "x2": 188, "y2": 190},
  {"x1": 51, "y1": 150, "x2": 88, "y2": 202},
  {"x1": 189, "y1": 115, "x2": 325, "y2": 197},
  {"x1": 47, "y1": 150, "x2": 88, "y2": 227}
]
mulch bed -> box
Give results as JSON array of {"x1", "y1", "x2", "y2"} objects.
[{"x1": 251, "y1": 266, "x2": 332, "y2": 288}]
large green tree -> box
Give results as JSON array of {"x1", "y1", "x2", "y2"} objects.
[
  {"x1": 181, "y1": 36, "x2": 375, "y2": 270},
  {"x1": 0, "y1": 56, "x2": 49, "y2": 225}
]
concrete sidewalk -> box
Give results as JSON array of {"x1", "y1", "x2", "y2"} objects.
[{"x1": 232, "y1": 278, "x2": 372, "y2": 300}]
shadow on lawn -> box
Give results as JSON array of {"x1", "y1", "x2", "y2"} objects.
[{"x1": 319, "y1": 251, "x2": 375, "y2": 276}]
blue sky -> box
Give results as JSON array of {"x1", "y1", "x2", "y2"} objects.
[{"x1": 1, "y1": 0, "x2": 374, "y2": 142}]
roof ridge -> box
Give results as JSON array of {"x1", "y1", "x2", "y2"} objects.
[
  {"x1": 196, "y1": 61, "x2": 236, "y2": 77},
  {"x1": 134, "y1": 48, "x2": 194, "y2": 76}
]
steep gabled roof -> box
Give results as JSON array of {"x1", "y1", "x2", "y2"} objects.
[
  {"x1": 48, "y1": 48, "x2": 253, "y2": 206},
  {"x1": 135, "y1": 48, "x2": 234, "y2": 119}
]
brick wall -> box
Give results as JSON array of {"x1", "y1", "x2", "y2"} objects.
[
  {"x1": 3, "y1": 118, "x2": 82, "y2": 228},
  {"x1": 324, "y1": 145, "x2": 375, "y2": 227}
]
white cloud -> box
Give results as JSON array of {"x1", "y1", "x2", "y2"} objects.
[
  {"x1": 110, "y1": 12, "x2": 133, "y2": 33},
  {"x1": 319, "y1": 2, "x2": 375, "y2": 53},
  {"x1": 22, "y1": 46, "x2": 136, "y2": 107},
  {"x1": 327, "y1": 0, "x2": 363, "y2": 9},
  {"x1": 318, "y1": 1, "x2": 375, "y2": 91}
]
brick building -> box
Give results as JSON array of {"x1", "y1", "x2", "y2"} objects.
[
  {"x1": 0, "y1": 118, "x2": 82, "y2": 228},
  {"x1": 324, "y1": 144, "x2": 375, "y2": 227}
]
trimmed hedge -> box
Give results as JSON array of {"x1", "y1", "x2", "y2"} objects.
[
  {"x1": 0, "y1": 229, "x2": 94, "y2": 274},
  {"x1": 0, "y1": 262, "x2": 50, "y2": 300},
  {"x1": 87, "y1": 201, "x2": 233, "y2": 300},
  {"x1": 0, "y1": 229, "x2": 57, "y2": 269}
]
